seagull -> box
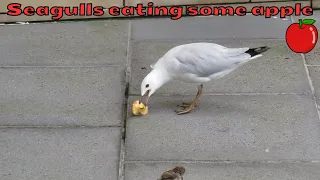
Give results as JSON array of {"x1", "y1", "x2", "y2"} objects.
[
  {"x1": 158, "y1": 166, "x2": 186, "y2": 180},
  {"x1": 140, "y1": 42, "x2": 270, "y2": 115}
]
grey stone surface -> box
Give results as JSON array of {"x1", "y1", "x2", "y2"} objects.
[
  {"x1": 125, "y1": 163, "x2": 320, "y2": 180},
  {"x1": 2, "y1": 11, "x2": 320, "y2": 180},
  {"x1": 0, "y1": 67, "x2": 125, "y2": 126},
  {"x1": 291, "y1": 11, "x2": 320, "y2": 65},
  {"x1": 305, "y1": 11, "x2": 320, "y2": 65},
  {"x1": 129, "y1": 39, "x2": 310, "y2": 95},
  {"x1": 125, "y1": 95, "x2": 320, "y2": 161},
  {"x1": 0, "y1": 127, "x2": 121, "y2": 180},
  {"x1": 309, "y1": 67, "x2": 320, "y2": 108},
  {"x1": 306, "y1": 47, "x2": 320, "y2": 65},
  {"x1": 131, "y1": 13, "x2": 291, "y2": 40},
  {"x1": 0, "y1": 20, "x2": 129, "y2": 66}
]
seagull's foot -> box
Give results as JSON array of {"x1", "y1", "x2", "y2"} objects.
[
  {"x1": 177, "y1": 102, "x2": 198, "y2": 108},
  {"x1": 175, "y1": 104, "x2": 197, "y2": 115}
]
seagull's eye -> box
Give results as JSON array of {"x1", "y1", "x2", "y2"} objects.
[{"x1": 146, "y1": 84, "x2": 149, "y2": 88}]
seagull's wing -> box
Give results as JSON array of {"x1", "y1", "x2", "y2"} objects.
[{"x1": 168, "y1": 43, "x2": 251, "y2": 77}]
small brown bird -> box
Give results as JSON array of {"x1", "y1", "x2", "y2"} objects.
[{"x1": 158, "y1": 166, "x2": 186, "y2": 180}]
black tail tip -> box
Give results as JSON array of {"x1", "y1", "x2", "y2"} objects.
[
  {"x1": 246, "y1": 46, "x2": 271, "y2": 57},
  {"x1": 255, "y1": 46, "x2": 271, "y2": 52}
]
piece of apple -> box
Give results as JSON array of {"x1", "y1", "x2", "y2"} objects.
[{"x1": 132, "y1": 100, "x2": 148, "y2": 116}]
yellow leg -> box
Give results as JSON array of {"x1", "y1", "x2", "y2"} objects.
[
  {"x1": 175, "y1": 84, "x2": 203, "y2": 115},
  {"x1": 177, "y1": 102, "x2": 198, "y2": 108}
]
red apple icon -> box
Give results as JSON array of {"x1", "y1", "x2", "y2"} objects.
[{"x1": 286, "y1": 19, "x2": 318, "y2": 54}]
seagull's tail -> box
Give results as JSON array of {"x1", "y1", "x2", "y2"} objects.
[{"x1": 246, "y1": 46, "x2": 271, "y2": 60}]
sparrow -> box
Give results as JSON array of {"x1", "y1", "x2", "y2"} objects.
[{"x1": 158, "y1": 166, "x2": 186, "y2": 180}]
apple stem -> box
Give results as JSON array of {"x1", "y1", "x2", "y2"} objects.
[
  {"x1": 298, "y1": 19, "x2": 316, "y2": 28},
  {"x1": 299, "y1": 19, "x2": 303, "y2": 28}
]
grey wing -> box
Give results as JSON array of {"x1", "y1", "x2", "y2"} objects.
[{"x1": 173, "y1": 44, "x2": 251, "y2": 77}]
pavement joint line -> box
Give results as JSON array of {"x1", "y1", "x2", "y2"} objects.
[
  {"x1": 131, "y1": 38, "x2": 286, "y2": 43},
  {"x1": 0, "y1": 17, "x2": 129, "y2": 25},
  {"x1": 118, "y1": 20, "x2": 132, "y2": 180},
  {"x1": 124, "y1": 160, "x2": 320, "y2": 164},
  {"x1": 301, "y1": 53, "x2": 320, "y2": 122},
  {"x1": 291, "y1": 12, "x2": 320, "y2": 122},
  {"x1": 0, "y1": 125, "x2": 122, "y2": 129},
  {"x1": 129, "y1": 92, "x2": 308, "y2": 97},
  {"x1": 306, "y1": 65, "x2": 320, "y2": 67},
  {"x1": 0, "y1": 65, "x2": 124, "y2": 68}
]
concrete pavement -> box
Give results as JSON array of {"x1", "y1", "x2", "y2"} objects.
[{"x1": 1, "y1": 12, "x2": 320, "y2": 180}]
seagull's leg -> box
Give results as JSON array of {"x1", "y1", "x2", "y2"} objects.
[
  {"x1": 175, "y1": 84, "x2": 203, "y2": 115},
  {"x1": 177, "y1": 102, "x2": 197, "y2": 108},
  {"x1": 177, "y1": 85, "x2": 203, "y2": 108}
]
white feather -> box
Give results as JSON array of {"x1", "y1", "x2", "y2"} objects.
[
  {"x1": 141, "y1": 42, "x2": 269, "y2": 97},
  {"x1": 153, "y1": 42, "x2": 266, "y2": 83}
]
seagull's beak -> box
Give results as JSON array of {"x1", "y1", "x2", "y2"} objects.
[
  {"x1": 145, "y1": 90, "x2": 150, "y2": 106},
  {"x1": 140, "y1": 90, "x2": 150, "y2": 106}
]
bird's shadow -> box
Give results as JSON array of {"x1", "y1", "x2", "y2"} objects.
[{"x1": 142, "y1": 95, "x2": 251, "y2": 117}]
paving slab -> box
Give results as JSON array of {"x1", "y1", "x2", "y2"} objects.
[
  {"x1": 131, "y1": 13, "x2": 291, "y2": 40},
  {"x1": 309, "y1": 66, "x2": 320, "y2": 109},
  {"x1": 0, "y1": 127, "x2": 121, "y2": 180},
  {"x1": 0, "y1": 67, "x2": 125, "y2": 126},
  {"x1": 291, "y1": 11, "x2": 320, "y2": 65},
  {"x1": 124, "y1": 163, "x2": 320, "y2": 180},
  {"x1": 125, "y1": 94, "x2": 320, "y2": 161},
  {"x1": 0, "y1": 20, "x2": 128, "y2": 66},
  {"x1": 129, "y1": 39, "x2": 310, "y2": 95}
]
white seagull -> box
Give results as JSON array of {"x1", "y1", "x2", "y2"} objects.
[{"x1": 140, "y1": 42, "x2": 270, "y2": 115}]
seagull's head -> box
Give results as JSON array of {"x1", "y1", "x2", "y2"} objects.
[
  {"x1": 140, "y1": 69, "x2": 170, "y2": 106},
  {"x1": 140, "y1": 74, "x2": 158, "y2": 106}
]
